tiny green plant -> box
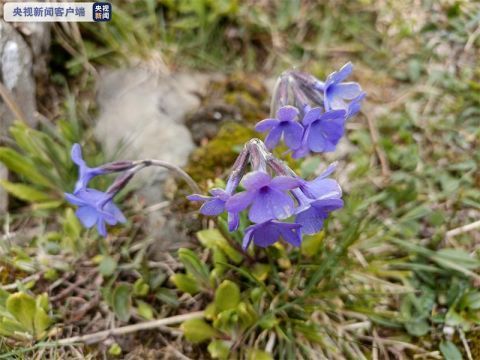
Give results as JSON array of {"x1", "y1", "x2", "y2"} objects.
[{"x1": 0, "y1": 290, "x2": 53, "y2": 341}]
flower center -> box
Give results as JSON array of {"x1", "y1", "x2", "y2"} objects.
[{"x1": 259, "y1": 186, "x2": 270, "y2": 194}]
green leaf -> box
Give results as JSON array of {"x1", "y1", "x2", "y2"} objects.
[
  {"x1": 136, "y1": 300, "x2": 154, "y2": 320},
  {"x1": 170, "y1": 274, "x2": 200, "y2": 295},
  {"x1": 247, "y1": 349, "x2": 273, "y2": 360},
  {"x1": 214, "y1": 280, "x2": 240, "y2": 313},
  {"x1": 6, "y1": 292, "x2": 36, "y2": 333},
  {"x1": 0, "y1": 317, "x2": 28, "y2": 339},
  {"x1": 178, "y1": 248, "x2": 210, "y2": 285},
  {"x1": 301, "y1": 232, "x2": 324, "y2": 257},
  {"x1": 63, "y1": 208, "x2": 82, "y2": 239},
  {"x1": 197, "y1": 229, "x2": 243, "y2": 264},
  {"x1": 34, "y1": 307, "x2": 52, "y2": 337},
  {"x1": 433, "y1": 249, "x2": 480, "y2": 270},
  {"x1": 208, "y1": 339, "x2": 231, "y2": 359},
  {"x1": 155, "y1": 288, "x2": 179, "y2": 307},
  {"x1": 133, "y1": 278, "x2": 150, "y2": 296},
  {"x1": 404, "y1": 318, "x2": 429, "y2": 337},
  {"x1": 32, "y1": 200, "x2": 63, "y2": 210},
  {"x1": 99, "y1": 256, "x2": 117, "y2": 277},
  {"x1": 112, "y1": 284, "x2": 131, "y2": 322},
  {"x1": 439, "y1": 341, "x2": 462, "y2": 360},
  {"x1": 461, "y1": 291, "x2": 480, "y2": 310},
  {"x1": 36, "y1": 293, "x2": 49, "y2": 312},
  {"x1": 213, "y1": 308, "x2": 237, "y2": 332},
  {"x1": 180, "y1": 318, "x2": 218, "y2": 343},
  {"x1": 237, "y1": 302, "x2": 257, "y2": 330},
  {"x1": 212, "y1": 247, "x2": 227, "y2": 277},
  {"x1": 258, "y1": 313, "x2": 278, "y2": 330},
  {"x1": 0, "y1": 289, "x2": 10, "y2": 307},
  {"x1": 0, "y1": 147, "x2": 52, "y2": 187},
  {"x1": 251, "y1": 264, "x2": 270, "y2": 282},
  {"x1": 0, "y1": 180, "x2": 52, "y2": 202},
  {"x1": 108, "y1": 343, "x2": 122, "y2": 356}
]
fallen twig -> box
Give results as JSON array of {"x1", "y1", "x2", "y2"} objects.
[
  {"x1": 55, "y1": 311, "x2": 204, "y2": 346},
  {"x1": 446, "y1": 220, "x2": 480, "y2": 239},
  {"x1": 1, "y1": 272, "x2": 43, "y2": 291}
]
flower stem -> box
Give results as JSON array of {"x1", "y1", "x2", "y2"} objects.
[{"x1": 139, "y1": 159, "x2": 201, "y2": 194}]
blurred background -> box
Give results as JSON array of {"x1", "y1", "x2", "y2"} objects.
[{"x1": 0, "y1": 0, "x2": 479, "y2": 358}]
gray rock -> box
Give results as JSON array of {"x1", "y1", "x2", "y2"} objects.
[
  {"x1": 0, "y1": 20, "x2": 42, "y2": 213},
  {"x1": 0, "y1": 21, "x2": 37, "y2": 127},
  {"x1": 94, "y1": 68, "x2": 211, "y2": 250},
  {"x1": 94, "y1": 69, "x2": 210, "y2": 197}
]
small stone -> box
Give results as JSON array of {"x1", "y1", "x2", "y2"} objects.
[{"x1": 94, "y1": 68, "x2": 210, "y2": 202}]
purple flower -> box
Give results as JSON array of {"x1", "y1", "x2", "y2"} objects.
[
  {"x1": 299, "y1": 162, "x2": 342, "y2": 199},
  {"x1": 346, "y1": 92, "x2": 366, "y2": 118},
  {"x1": 292, "y1": 162, "x2": 343, "y2": 235},
  {"x1": 255, "y1": 106, "x2": 304, "y2": 150},
  {"x1": 188, "y1": 189, "x2": 239, "y2": 231},
  {"x1": 242, "y1": 220, "x2": 302, "y2": 250},
  {"x1": 71, "y1": 144, "x2": 106, "y2": 192},
  {"x1": 226, "y1": 171, "x2": 301, "y2": 224},
  {"x1": 302, "y1": 108, "x2": 347, "y2": 153},
  {"x1": 65, "y1": 189, "x2": 126, "y2": 236},
  {"x1": 295, "y1": 196, "x2": 344, "y2": 235},
  {"x1": 321, "y1": 62, "x2": 365, "y2": 113}
]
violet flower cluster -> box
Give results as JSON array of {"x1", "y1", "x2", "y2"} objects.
[
  {"x1": 256, "y1": 62, "x2": 365, "y2": 158},
  {"x1": 64, "y1": 144, "x2": 138, "y2": 236},
  {"x1": 65, "y1": 144, "x2": 200, "y2": 236},
  {"x1": 188, "y1": 139, "x2": 343, "y2": 250},
  {"x1": 66, "y1": 63, "x2": 361, "y2": 247}
]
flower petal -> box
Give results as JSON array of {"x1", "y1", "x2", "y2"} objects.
[
  {"x1": 65, "y1": 192, "x2": 86, "y2": 206},
  {"x1": 319, "y1": 162, "x2": 338, "y2": 178},
  {"x1": 200, "y1": 198, "x2": 226, "y2": 216},
  {"x1": 347, "y1": 92, "x2": 366, "y2": 117},
  {"x1": 210, "y1": 188, "x2": 229, "y2": 201},
  {"x1": 295, "y1": 206, "x2": 325, "y2": 235},
  {"x1": 226, "y1": 191, "x2": 255, "y2": 213},
  {"x1": 283, "y1": 121, "x2": 304, "y2": 150},
  {"x1": 327, "y1": 95, "x2": 347, "y2": 111},
  {"x1": 302, "y1": 107, "x2": 323, "y2": 126},
  {"x1": 228, "y1": 211, "x2": 240, "y2": 231},
  {"x1": 97, "y1": 219, "x2": 107, "y2": 237},
  {"x1": 325, "y1": 62, "x2": 353, "y2": 87},
  {"x1": 311, "y1": 198, "x2": 344, "y2": 213},
  {"x1": 303, "y1": 178, "x2": 342, "y2": 200},
  {"x1": 105, "y1": 202, "x2": 127, "y2": 223},
  {"x1": 306, "y1": 128, "x2": 328, "y2": 152},
  {"x1": 333, "y1": 82, "x2": 363, "y2": 100},
  {"x1": 255, "y1": 119, "x2": 279, "y2": 132},
  {"x1": 251, "y1": 223, "x2": 281, "y2": 248},
  {"x1": 242, "y1": 226, "x2": 254, "y2": 250},
  {"x1": 187, "y1": 194, "x2": 211, "y2": 202},
  {"x1": 76, "y1": 206, "x2": 97, "y2": 228},
  {"x1": 307, "y1": 113, "x2": 346, "y2": 152},
  {"x1": 270, "y1": 176, "x2": 301, "y2": 191},
  {"x1": 248, "y1": 188, "x2": 294, "y2": 223},
  {"x1": 277, "y1": 223, "x2": 302, "y2": 246},
  {"x1": 319, "y1": 110, "x2": 346, "y2": 122},
  {"x1": 265, "y1": 126, "x2": 283, "y2": 149},
  {"x1": 276, "y1": 106, "x2": 299, "y2": 122},
  {"x1": 71, "y1": 143, "x2": 85, "y2": 166},
  {"x1": 241, "y1": 171, "x2": 271, "y2": 191}
]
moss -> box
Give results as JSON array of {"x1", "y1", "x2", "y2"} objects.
[
  {"x1": 185, "y1": 73, "x2": 269, "y2": 144},
  {"x1": 223, "y1": 73, "x2": 269, "y2": 124},
  {"x1": 464, "y1": 330, "x2": 480, "y2": 359},
  {"x1": 186, "y1": 122, "x2": 256, "y2": 186}
]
